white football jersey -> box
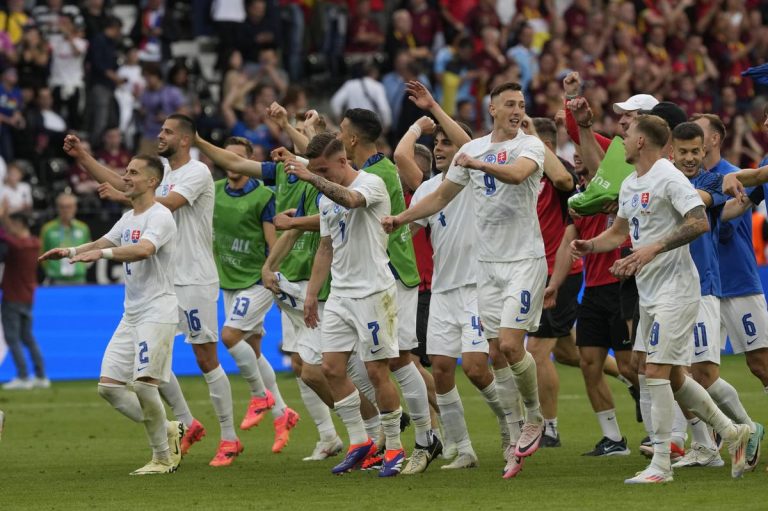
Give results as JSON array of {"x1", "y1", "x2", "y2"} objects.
[
  {"x1": 617, "y1": 158, "x2": 704, "y2": 306},
  {"x1": 412, "y1": 174, "x2": 477, "y2": 293},
  {"x1": 446, "y1": 131, "x2": 546, "y2": 262},
  {"x1": 156, "y1": 159, "x2": 219, "y2": 286},
  {"x1": 104, "y1": 202, "x2": 178, "y2": 324},
  {"x1": 319, "y1": 171, "x2": 394, "y2": 298}
]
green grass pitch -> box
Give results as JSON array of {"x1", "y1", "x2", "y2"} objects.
[{"x1": 1, "y1": 355, "x2": 766, "y2": 510}]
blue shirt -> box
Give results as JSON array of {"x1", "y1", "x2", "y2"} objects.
[
  {"x1": 710, "y1": 158, "x2": 764, "y2": 296},
  {"x1": 690, "y1": 171, "x2": 727, "y2": 297},
  {"x1": 231, "y1": 121, "x2": 276, "y2": 151}
]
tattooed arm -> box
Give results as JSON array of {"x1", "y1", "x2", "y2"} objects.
[{"x1": 285, "y1": 158, "x2": 367, "y2": 209}]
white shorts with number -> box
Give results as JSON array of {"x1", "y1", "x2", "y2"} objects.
[
  {"x1": 222, "y1": 284, "x2": 274, "y2": 335},
  {"x1": 396, "y1": 280, "x2": 419, "y2": 351},
  {"x1": 274, "y1": 279, "x2": 324, "y2": 365},
  {"x1": 322, "y1": 285, "x2": 398, "y2": 362},
  {"x1": 477, "y1": 257, "x2": 547, "y2": 339},
  {"x1": 176, "y1": 283, "x2": 219, "y2": 344},
  {"x1": 691, "y1": 295, "x2": 721, "y2": 365},
  {"x1": 427, "y1": 285, "x2": 489, "y2": 358},
  {"x1": 101, "y1": 320, "x2": 176, "y2": 383},
  {"x1": 721, "y1": 294, "x2": 768, "y2": 354},
  {"x1": 635, "y1": 301, "x2": 698, "y2": 366}
]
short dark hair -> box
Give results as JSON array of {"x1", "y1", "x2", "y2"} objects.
[
  {"x1": 134, "y1": 154, "x2": 165, "y2": 183},
  {"x1": 105, "y1": 16, "x2": 122, "y2": 29},
  {"x1": 143, "y1": 64, "x2": 163, "y2": 80},
  {"x1": 413, "y1": 144, "x2": 433, "y2": 171},
  {"x1": 634, "y1": 114, "x2": 670, "y2": 149},
  {"x1": 343, "y1": 108, "x2": 382, "y2": 143},
  {"x1": 305, "y1": 133, "x2": 346, "y2": 160},
  {"x1": 533, "y1": 117, "x2": 557, "y2": 145},
  {"x1": 166, "y1": 114, "x2": 196, "y2": 135},
  {"x1": 223, "y1": 136, "x2": 254, "y2": 157},
  {"x1": 490, "y1": 82, "x2": 523, "y2": 100},
  {"x1": 434, "y1": 121, "x2": 473, "y2": 141},
  {"x1": 8, "y1": 211, "x2": 30, "y2": 229},
  {"x1": 671, "y1": 121, "x2": 705, "y2": 142},
  {"x1": 690, "y1": 113, "x2": 726, "y2": 144}
]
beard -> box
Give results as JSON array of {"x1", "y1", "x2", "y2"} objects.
[{"x1": 158, "y1": 144, "x2": 175, "y2": 158}]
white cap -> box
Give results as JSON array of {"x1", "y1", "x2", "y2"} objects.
[{"x1": 613, "y1": 94, "x2": 659, "y2": 114}]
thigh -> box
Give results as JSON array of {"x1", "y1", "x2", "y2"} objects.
[
  {"x1": 1, "y1": 302, "x2": 21, "y2": 339},
  {"x1": 223, "y1": 284, "x2": 274, "y2": 335},
  {"x1": 459, "y1": 285, "x2": 489, "y2": 355},
  {"x1": 100, "y1": 320, "x2": 136, "y2": 383},
  {"x1": 499, "y1": 257, "x2": 547, "y2": 333},
  {"x1": 135, "y1": 322, "x2": 176, "y2": 383},
  {"x1": 176, "y1": 284, "x2": 220, "y2": 344},
  {"x1": 321, "y1": 295, "x2": 357, "y2": 355},
  {"x1": 691, "y1": 295, "x2": 721, "y2": 365},
  {"x1": 477, "y1": 261, "x2": 503, "y2": 340},
  {"x1": 721, "y1": 295, "x2": 768, "y2": 354},
  {"x1": 395, "y1": 280, "x2": 418, "y2": 351},
  {"x1": 298, "y1": 302, "x2": 325, "y2": 366},
  {"x1": 646, "y1": 302, "x2": 698, "y2": 367},
  {"x1": 352, "y1": 286, "x2": 399, "y2": 363},
  {"x1": 426, "y1": 291, "x2": 463, "y2": 358}
]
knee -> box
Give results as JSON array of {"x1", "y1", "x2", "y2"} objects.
[
  {"x1": 746, "y1": 353, "x2": 768, "y2": 383},
  {"x1": 220, "y1": 328, "x2": 241, "y2": 348},
  {"x1": 500, "y1": 340, "x2": 525, "y2": 362}
]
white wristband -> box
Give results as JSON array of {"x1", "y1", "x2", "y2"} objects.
[
  {"x1": 408, "y1": 124, "x2": 422, "y2": 137},
  {"x1": 296, "y1": 156, "x2": 309, "y2": 166},
  {"x1": 67, "y1": 247, "x2": 76, "y2": 258},
  {"x1": 102, "y1": 248, "x2": 114, "y2": 260}
]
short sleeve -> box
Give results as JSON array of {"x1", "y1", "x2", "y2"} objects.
[
  {"x1": 518, "y1": 137, "x2": 546, "y2": 171},
  {"x1": 261, "y1": 162, "x2": 278, "y2": 186},
  {"x1": 353, "y1": 174, "x2": 388, "y2": 209},
  {"x1": 171, "y1": 165, "x2": 210, "y2": 205},
  {"x1": 617, "y1": 183, "x2": 630, "y2": 220},
  {"x1": 446, "y1": 159, "x2": 470, "y2": 186},
  {"x1": 695, "y1": 172, "x2": 727, "y2": 208},
  {"x1": 319, "y1": 198, "x2": 331, "y2": 237},
  {"x1": 410, "y1": 181, "x2": 430, "y2": 227},
  {"x1": 260, "y1": 195, "x2": 276, "y2": 223},
  {"x1": 141, "y1": 209, "x2": 177, "y2": 251},
  {"x1": 103, "y1": 214, "x2": 128, "y2": 246},
  {"x1": 668, "y1": 172, "x2": 705, "y2": 217}
]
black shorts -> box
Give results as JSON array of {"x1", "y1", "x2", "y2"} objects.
[
  {"x1": 530, "y1": 273, "x2": 582, "y2": 339},
  {"x1": 576, "y1": 282, "x2": 631, "y2": 351},
  {"x1": 411, "y1": 291, "x2": 431, "y2": 367},
  {"x1": 619, "y1": 247, "x2": 639, "y2": 320}
]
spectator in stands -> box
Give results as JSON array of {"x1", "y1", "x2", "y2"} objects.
[
  {"x1": 95, "y1": 127, "x2": 131, "y2": 175},
  {"x1": 0, "y1": 161, "x2": 30, "y2": 213},
  {"x1": 252, "y1": 46, "x2": 289, "y2": 98},
  {"x1": 115, "y1": 45, "x2": 144, "y2": 144},
  {"x1": 32, "y1": 0, "x2": 82, "y2": 39},
  {"x1": 0, "y1": 208, "x2": 48, "y2": 390},
  {"x1": 475, "y1": 26, "x2": 509, "y2": 90},
  {"x1": 0, "y1": 0, "x2": 29, "y2": 46},
  {"x1": 85, "y1": 16, "x2": 122, "y2": 146},
  {"x1": 383, "y1": 50, "x2": 431, "y2": 138},
  {"x1": 0, "y1": 67, "x2": 23, "y2": 161},
  {"x1": 385, "y1": 9, "x2": 431, "y2": 68},
  {"x1": 281, "y1": 85, "x2": 308, "y2": 121},
  {"x1": 40, "y1": 192, "x2": 91, "y2": 285},
  {"x1": 465, "y1": 0, "x2": 501, "y2": 37},
  {"x1": 236, "y1": 0, "x2": 278, "y2": 66},
  {"x1": 68, "y1": 138, "x2": 101, "y2": 199},
  {"x1": 346, "y1": 0, "x2": 385, "y2": 58},
  {"x1": 406, "y1": 0, "x2": 441, "y2": 50},
  {"x1": 23, "y1": 86, "x2": 67, "y2": 158},
  {"x1": 439, "y1": 36, "x2": 477, "y2": 117},
  {"x1": 138, "y1": 64, "x2": 187, "y2": 155},
  {"x1": 319, "y1": 0, "x2": 348, "y2": 77},
  {"x1": 221, "y1": 49, "x2": 249, "y2": 112},
  {"x1": 49, "y1": 13, "x2": 88, "y2": 131},
  {"x1": 211, "y1": 0, "x2": 246, "y2": 69},
  {"x1": 132, "y1": 0, "x2": 179, "y2": 63},
  {"x1": 330, "y1": 61, "x2": 391, "y2": 132},
  {"x1": 438, "y1": 0, "x2": 476, "y2": 42},
  {"x1": 81, "y1": 0, "x2": 109, "y2": 42},
  {"x1": 506, "y1": 23, "x2": 537, "y2": 92},
  {"x1": 222, "y1": 81, "x2": 280, "y2": 150},
  {"x1": 168, "y1": 61, "x2": 201, "y2": 119},
  {"x1": 17, "y1": 26, "x2": 50, "y2": 93},
  {"x1": 278, "y1": 0, "x2": 305, "y2": 82}
]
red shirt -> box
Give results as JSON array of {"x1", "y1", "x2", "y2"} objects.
[
  {"x1": 409, "y1": 6, "x2": 441, "y2": 47},
  {"x1": 572, "y1": 213, "x2": 620, "y2": 288},
  {"x1": 1, "y1": 231, "x2": 41, "y2": 303},
  {"x1": 96, "y1": 148, "x2": 131, "y2": 174},
  {"x1": 405, "y1": 191, "x2": 433, "y2": 292},
  {"x1": 537, "y1": 176, "x2": 583, "y2": 276}
]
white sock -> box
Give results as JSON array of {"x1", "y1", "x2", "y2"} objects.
[
  {"x1": 227, "y1": 342, "x2": 266, "y2": 397},
  {"x1": 671, "y1": 403, "x2": 687, "y2": 449},
  {"x1": 158, "y1": 373, "x2": 194, "y2": 427},
  {"x1": 363, "y1": 415, "x2": 382, "y2": 446},
  {"x1": 436, "y1": 387, "x2": 472, "y2": 454},
  {"x1": 203, "y1": 365, "x2": 237, "y2": 441},
  {"x1": 346, "y1": 354, "x2": 377, "y2": 407},
  {"x1": 638, "y1": 374, "x2": 654, "y2": 440},
  {"x1": 335, "y1": 391, "x2": 367, "y2": 445},
  {"x1": 673, "y1": 376, "x2": 735, "y2": 437},
  {"x1": 647, "y1": 378, "x2": 674, "y2": 473},
  {"x1": 297, "y1": 378, "x2": 336, "y2": 441},
  {"x1": 478, "y1": 378, "x2": 507, "y2": 421},
  {"x1": 393, "y1": 362, "x2": 431, "y2": 446},
  {"x1": 134, "y1": 381, "x2": 170, "y2": 460},
  {"x1": 510, "y1": 351, "x2": 542, "y2": 423},
  {"x1": 493, "y1": 366, "x2": 524, "y2": 443},
  {"x1": 617, "y1": 374, "x2": 632, "y2": 387},
  {"x1": 257, "y1": 355, "x2": 286, "y2": 417},
  {"x1": 380, "y1": 407, "x2": 403, "y2": 451},
  {"x1": 596, "y1": 409, "x2": 622, "y2": 442},
  {"x1": 545, "y1": 417, "x2": 559, "y2": 438},
  {"x1": 688, "y1": 417, "x2": 717, "y2": 450},
  {"x1": 707, "y1": 378, "x2": 755, "y2": 432},
  {"x1": 98, "y1": 383, "x2": 144, "y2": 422}
]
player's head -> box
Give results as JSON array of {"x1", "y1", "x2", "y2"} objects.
[
  {"x1": 532, "y1": 117, "x2": 557, "y2": 151},
  {"x1": 613, "y1": 94, "x2": 658, "y2": 136},
  {"x1": 338, "y1": 108, "x2": 382, "y2": 155},
  {"x1": 6, "y1": 211, "x2": 30, "y2": 235},
  {"x1": 222, "y1": 136, "x2": 253, "y2": 181},
  {"x1": 56, "y1": 192, "x2": 77, "y2": 222},
  {"x1": 158, "y1": 114, "x2": 196, "y2": 158},
  {"x1": 413, "y1": 143, "x2": 433, "y2": 182},
  {"x1": 623, "y1": 114, "x2": 670, "y2": 165},
  {"x1": 433, "y1": 121, "x2": 472, "y2": 172},
  {"x1": 690, "y1": 113, "x2": 726, "y2": 157},
  {"x1": 488, "y1": 82, "x2": 525, "y2": 136},
  {"x1": 671, "y1": 122, "x2": 705, "y2": 178},
  {"x1": 305, "y1": 132, "x2": 349, "y2": 184},
  {"x1": 123, "y1": 154, "x2": 164, "y2": 198}
]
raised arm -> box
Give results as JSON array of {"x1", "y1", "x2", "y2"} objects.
[
  {"x1": 393, "y1": 116, "x2": 435, "y2": 192},
  {"x1": 267, "y1": 101, "x2": 309, "y2": 154},
  {"x1": 286, "y1": 159, "x2": 367, "y2": 209},
  {"x1": 568, "y1": 98, "x2": 605, "y2": 178},
  {"x1": 304, "y1": 236, "x2": 333, "y2": 328},
  {"x1": 406, "y1": 80, "x2": 472, "y2": 148},
  {"x1": 195, "y1": 134, "x2": 264, "y2": 178},
  {"x1": 63, "y1": 134, "x2": 126, "y2": 190}
]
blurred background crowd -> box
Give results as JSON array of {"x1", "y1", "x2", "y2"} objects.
[{"x1": 0, "y1": 0, "x2": 767, "y2": 285}]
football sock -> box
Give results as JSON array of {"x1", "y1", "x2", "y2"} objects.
[
  {"x1": 363, "y1": 415, "x2": 382, "y2": 446},
  {"x1": 596, "y1": 409, "x2": 622, "y2": 442},
  {"x1": 393, "y1": 362, "x2": 431, "y2": 446},
  {"x1": 98, "y1": 382, "x2": 144, "y2": 422},
  {"x1": 346, "y1": 354, "x2": 378, "y2": 407},
  {"x1": 688, "y1": 418, "x2": 717, "y2": 450},
  {"x1": 545, "y1": 417, "x2": 559, "y2": 438},
  {"x1": 674, "y1": 376, "x2": 736, "y2": 438},
  {"x1": 647, "y1": 378, "x2": 674, "y2": 473},
  {"x1": 437, "y1": 387, "x2": 472, "y2": 454},
  {"x1": 493, "y1": 366, "x2": 524, "y2": 443},
  {"x1": 158, "y1": 372, "x2": 194, "y2": 427},
  {"x1": 203, "y1": 365, "x2": 237, "y2": 441},
  {"x1": 257, "y1": 355, "x2": 286, "y2": 417},
  {"x1": 297, "y1": 378, "x2": 336, "y2": 442},
  {"x1": 638, "y1": 374, "x2": 654, "y2": 440},
  {"x1": 335, "y1": 391, "x2": 367, "y2": 445},
  {"x1": 707, "y1": 377, "x2": 755, "y2": 432},
  {"x1": 510, "y1": 352, "x2": 543, "y2": 424},
  {"x1": 380, "y1": 407, "x2": 404, "y2": 451},
  {"x1": 671, "y1": 403, "x2": 687, "y2": 449},
  {"x1": 227, "y1": 341, "x2": 266, "y2": 397},
  {"x1": 134, "y1": 381, "x2": 170, "y2": 460}
]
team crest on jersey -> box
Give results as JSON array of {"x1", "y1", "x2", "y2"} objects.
[
  {"x1": 484, "y1": 153, "x2": 497, "y2": 163},
  {"x1": 631, "y1": 193, "x2": 639, "y2": 208},
  {"x1": 333, "y1": 204, "x2": 342, "y2": 214},
  {"x1": 131, "y1": 230, "x2": 141, "y2": 243},
  {"x1": 497, "y1": 150, "x2": 507, "y2": 164},
  {"x1": 641, "y1": 192, "x2": 650, "y2": 209},
  {"x1": 122, "y1": 229, "x2": 131, "y2": 242}
]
